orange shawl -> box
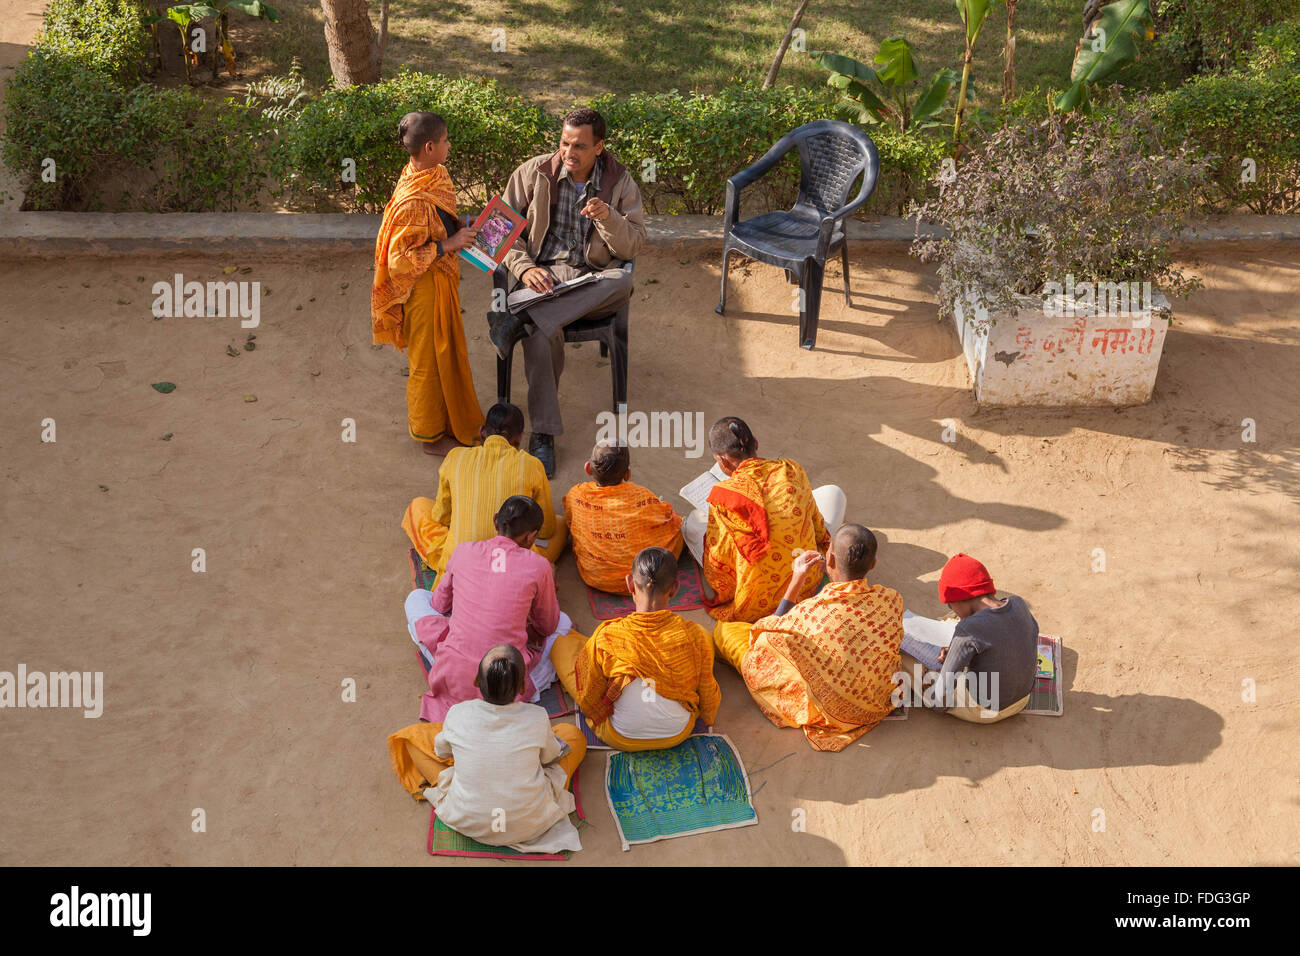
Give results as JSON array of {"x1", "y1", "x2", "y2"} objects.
[
  {"x1": 371, "y1": 161, "x2": 460, "y2": 350},
  {"x1": 706, "y1": 458, "x2": 775, "y2": 564},
  {"x1": 574, "y1": 610, "x2": 721, "y2": 727}
]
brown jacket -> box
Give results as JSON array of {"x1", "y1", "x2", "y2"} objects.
[{"x1": 500, "y1": 150, "x2": 647, "y2": 282}]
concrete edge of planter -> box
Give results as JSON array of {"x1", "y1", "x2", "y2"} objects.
[{"x1": 0, "y1": 212, "x2": 1295, "y2": 259}]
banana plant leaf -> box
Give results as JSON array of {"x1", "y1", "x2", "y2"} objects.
[
  {"x1": 1054, "y1": 0, "x2": 1151, "y2": 111},
  {"x1": 914, "y1": 66, "x2": 960, "y2": 120},
  {"x1": 955, "y1": 0, "x2": 992, "y2": 44},
  {"x1": 874, "y1": 36, "x2": 919, "y2": 88}
]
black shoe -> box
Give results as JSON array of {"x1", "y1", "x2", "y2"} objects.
[
  {"x1": 488, "y1": 310, "x2": 525, "y2": 362},
  {"x1": 528, "y1": 432, "x2": 556, "y2": 478}
]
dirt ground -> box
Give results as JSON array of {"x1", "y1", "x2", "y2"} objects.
[{"x1": 0, "y1": 241, "x2": 1296, "y2": 866}]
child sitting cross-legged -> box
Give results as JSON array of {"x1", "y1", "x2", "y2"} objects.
[
  {"x1": 551, "y1": 547, "x2": 721, "y2": 751},
  {"x1": 563, "y1": 441, "x2": 684, "y2": 594},
  {"x1": 418, "y1": 644, "x2": 588, "y2": 853}
]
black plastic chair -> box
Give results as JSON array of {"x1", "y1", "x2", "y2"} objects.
[
  {"x1": 716, "y1": 120, "x2": 879, "y2": 350},
  {"x1": 494, "y1": 260, "x2": 632, "y2": 414}
]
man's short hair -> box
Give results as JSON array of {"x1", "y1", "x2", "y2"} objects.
[
  {"x1": 589, "y1": 442, "x2": 630, "y2": 486},
  {"x1": 495, "y1": 495, "x2": 544, "y2": 539},
  {"x1": 562, "y1": 107, "x2": 606, "y2": 143},
  {"x1": 484, "y1": 402, "x2": 525, "y2": 440},
  {"x1": 631, "y1": 546, "x2": 677, "y2": 595},
  {"x1": 478, "y1": 644, "x2": 524, "y2": 705},
  {"x1": 398, "y1": 112, "x2": 446, "y2": 156},
  {"x1": 833, "y1": 524, "x2": 877, "y2": 579},
  {"x1": 708, "y1": 416, "x2": 757, "y2": 460}
]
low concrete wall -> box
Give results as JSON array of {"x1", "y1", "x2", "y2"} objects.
[
  {"x1": 0, "y1": 211, "x2": 953, "y2": 258},
  {"x1": 1, "y1": 211, "x2": 1295, "y2": 259}
]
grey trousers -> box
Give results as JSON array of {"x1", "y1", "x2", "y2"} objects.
[{"x1": 519, "y1": 262, "x2": 634, "y2": 436}]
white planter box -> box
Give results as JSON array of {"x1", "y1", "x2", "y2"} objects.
[{"x1": 951, "y1": 288, "x2": 1172, "y2": 406}]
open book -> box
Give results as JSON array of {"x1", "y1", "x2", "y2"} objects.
[
  {"x1": 679, "y1": 463, "x2": 727, "y2": 512},
  {"x1": 459, "y1": 195, "x2": 526, "y2": 273},
  {"x1": 506, "y1": 271, "x2": 603, "y2": 314}
]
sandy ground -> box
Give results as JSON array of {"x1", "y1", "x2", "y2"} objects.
[{"x1": 0, "y1": 242, "x2": 1297, "y2": 866}]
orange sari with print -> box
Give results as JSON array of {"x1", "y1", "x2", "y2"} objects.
[
  {"x1": 737, "y1": 579, "x2": 903, "y2": 751},
  {"x1": 371, "y1": 160, "x2": 483, "y2": 445},
  {"x1": 702, "y1": 457, "x2": 830, "y2": 623},
  {"x1": 563, "y1": 481, "x2": 684, "y2": 594}
]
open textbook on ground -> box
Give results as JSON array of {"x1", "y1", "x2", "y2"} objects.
[
  {"x1": 679, "y1": 463, "x2": 727, "y2": 512},
  {"x1": 506, "y1": 271, "x2": 603, "y2": 314}
]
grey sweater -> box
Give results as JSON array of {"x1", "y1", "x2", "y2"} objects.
[{"x1": 938, "y1": 594, "x2": 1039, "y2": 711}]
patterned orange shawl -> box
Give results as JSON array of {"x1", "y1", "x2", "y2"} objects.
[
  {"x1": 575, "y1": 610, "x2": 721, "y2": 727},
  {"x1": 371, "y1": 160, "x2": 459, "y2": 350}
]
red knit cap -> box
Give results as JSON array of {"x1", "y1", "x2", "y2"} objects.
[{"x1": 938, "y1": 553, "x2": 995, "y2": 603}]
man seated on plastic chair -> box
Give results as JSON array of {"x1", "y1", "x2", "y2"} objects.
[{"x1": 488, "y1": 106, "x2": 646, "y2": 478}]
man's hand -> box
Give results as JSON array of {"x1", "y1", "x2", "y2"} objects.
[
  {"x1": 442, "y1": 227, "x2": 479, "y2": 253},
  {"x1": 522, "y1": 267, "x2": 555, "y2": 293},
  {"x1": 581, "y1": 197, "x2": 610, "y2": 221},
  {"x1": 938, "y1": 647, "x2": 948, "y2": 664},
  {"x1": 790, "y1": 548, "x2": 824, "y2": 580}
]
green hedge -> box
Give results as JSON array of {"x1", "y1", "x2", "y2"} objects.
[
  {"x1": 1, "y1": 48, "x2": 128, "y2": 208},
  {"x1": 279, "y1": 69, "x2": 554, "y2": 212},
  {"x1": 592, "y1": 86, "x2": 944, "y2": 216},
  {"x1": 35, "y1": 0, "x2": 151, "y2": 84},
  {"x1": 1152, "y1": 36, "x2": 1300, "y2": 214}
]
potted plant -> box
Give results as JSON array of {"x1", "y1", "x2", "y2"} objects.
[{"x1": 911, "y1": 97, "x2": 1208, "y2": 406}]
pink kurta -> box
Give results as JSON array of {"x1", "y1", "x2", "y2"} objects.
[{"x1": 417, "y1": 536, "x2": 560, "y2": 723}]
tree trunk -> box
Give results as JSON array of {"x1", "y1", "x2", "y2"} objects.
[
  {"x1": 763, "y1": 0, "x2": 812, "y2": 91},
  {"x1": 320, "y1": 0, "x2": 382, "y2": 87},
  {"x1": 1002, "y1": 0, "x2": 1017, "y2": 103}
]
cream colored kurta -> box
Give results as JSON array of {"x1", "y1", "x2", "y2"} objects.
[{"x1": 425, "y1": 699, "x2": 580, "y2": 853}]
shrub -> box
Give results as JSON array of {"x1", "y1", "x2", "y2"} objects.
[
  {"x1": 1152, "y1": 32, "x2": 1300, "y2": 213},
  {"x1": 35, "y1": 0, "x2": 151, "y2": 83},
  {"x1": 118, "y1": 87, "x2": 271, "y2": 211},
  {"x1": 912, "y1": 98, "x2": 1209, "y2": 322},
  {"x1": 1154, "y1": 0, "x2": 1300, "y2": 75},
  {"x1": 1, "y1": 48, "x2": 127, "y2": 208},
  {"x1": 592, "y1": 85, "x2": 942, "y2": 216},
  {"x1": 281, "y1": 69, "x2": 554, "y2": 212}
]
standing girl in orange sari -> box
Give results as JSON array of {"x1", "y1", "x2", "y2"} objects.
[{"x1": 372, "y1": 112, "x2": 485, "y2": 455}]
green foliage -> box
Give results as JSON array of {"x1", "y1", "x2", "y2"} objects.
[
  {"x1": 811, "y1": 39, "x2": 959, "y2": 132},
  {"x1": 1156, "y1": 0, "x2": 1300, "y2": 75},
  {"x1": 118, "y1": 87, "x2": 271, "y2": 211},
  {"x1": 913, "y1": 98, "x2": 1209, "y2": 320},
  {"x1": 1, "y1": 48, "x2": 127, "y2": 208},
  {"x1": 280, "y1": 69, "x2": 553, "y2": 211},
  {"x1": 1152, "y1": 48, "x2": 1300, "y2": 213},
  {"x1": 35, "y1": 0, "x2": 150, "y2": 83},
  {"x1": 1239, "y1": 20, "x2": 1300, "y2": 75},
  {"x1": 1055, "y1": 0, "x2": 1153, "y2": 111}
]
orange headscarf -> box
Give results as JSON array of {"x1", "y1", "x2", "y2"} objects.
[{"x1": 371, "y1": 160, "x2": 459, "y2": 350}]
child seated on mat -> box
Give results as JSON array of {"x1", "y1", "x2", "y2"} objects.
[
  {"x1": 551, "y1": 547, "x2": 721, "y2": 751},
  {"x1": 402, "y1": 402, "x2": 567, "y2": 578},
  {"x1": 407, "y1": 495, "x2": 571, "y2": 724},
  {"x1": 410, "y1": 645, "x2": 587, "y2": 853},
  {"x1": 563, "y1": 441, "x2": 685, "y2": 594},
  {"x1": 900, "y1": 553, "x2": 1039, "y2": 724}
]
